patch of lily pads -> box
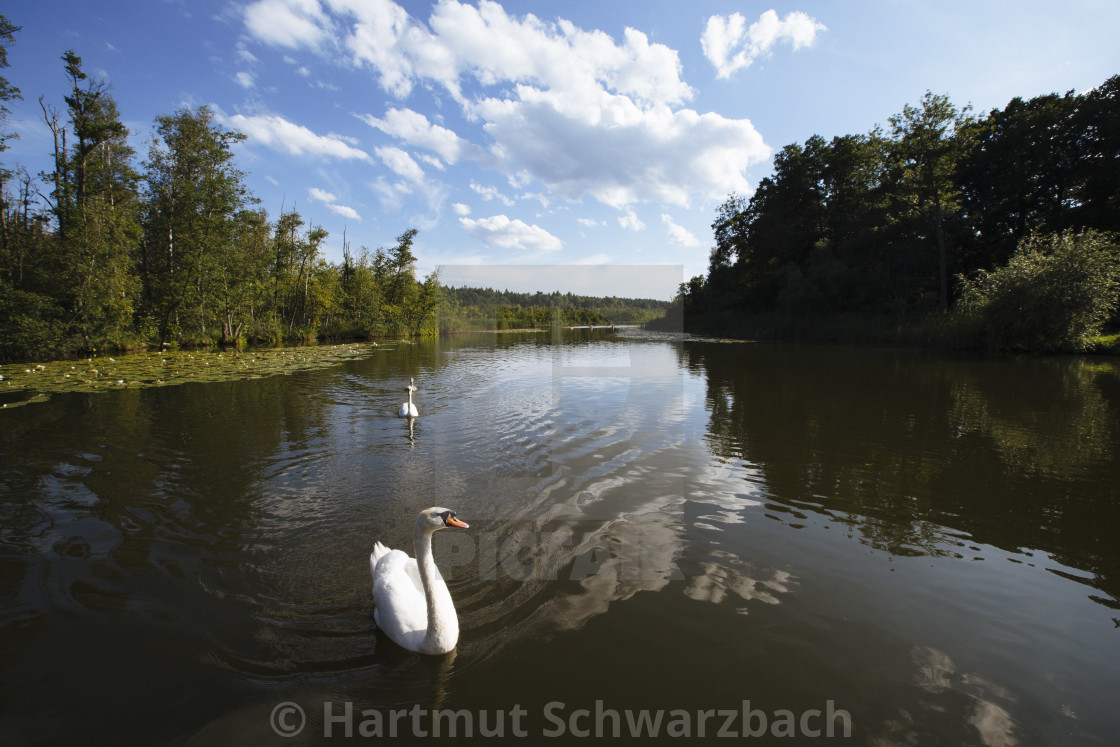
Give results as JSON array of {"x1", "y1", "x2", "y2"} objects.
[{"x1": 0, "y1": 342, "x2": 384, "y2": 409}]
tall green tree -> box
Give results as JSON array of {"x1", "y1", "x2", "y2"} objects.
[
  {"x1": 1075, "y1": 75, "x2": 1120, "y2": 233},
  {"x1": 703, "y1": 131, "x2": 893, "y2": 315},
  {"x1": 704, "y1": 192, "x2": 750, "y2": 312},
  {"x1": 0, "y1": 16, "x2": 63, "y2": 360},
  {"x1": 956, "y1": 92, "x2": 1081, "y2": 269},
  {"x1": 340, "y1": 238, "x2": 385, "y2": 336},
  {"x1": 385, "y1": 227, "x2": 418, "y2": 307},
  {"x1": 142, "y1": 106, "x2": 251, "y2": 344},
  {"x1": 58, "y1": 52, "x2": 140, "y2": 343},
  {"x1": 0, "y1": 13, "x2": 19, "y2": 157},
  {"x1": 16, "y1": 51, "x2": 141, "y2": 349},
  {"x1": 820, "y1": 131, "x2": 889, "y2": 254},
  {"x1": 287, "y1": 223, "x2": 328, "y2": 332},
  {"x1": 409, "y1": 269, "x2": 441, "y2": 335},
  {"x1": 0, "y1": 12, "x2": 23, "y2": 289},
  {"x1": 219, "y1": 207, "x2": 272, "y2": 342},
  {"x1": 270, "y1": 209, "x2": 328, "y2": 334},
  {"x1": 61, "y1": 52, "x2": 130, "y2": 220},
  {"x1": 887, "y1": 92, "x2": 973, "y2": 313},
  {"x1": 706, "y1": 139, "x2": 827, "y2": 311}
]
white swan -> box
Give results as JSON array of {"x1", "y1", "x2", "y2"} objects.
[
  {"x1": 369, "y1": 507, "x2": 469, "y2": 654},
  {"x1": 398, "y1": 377, "x2": 418, "y2": 418}
]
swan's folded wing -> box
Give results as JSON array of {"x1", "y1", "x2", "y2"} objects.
[{"x1": 372, "y1": 551, "x2": 429, "y2": 639}]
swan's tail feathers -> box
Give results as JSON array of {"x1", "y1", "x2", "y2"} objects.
[
  {"x1": 371, "y1": 541, "x2": 390, "y2": 563},
  {"x1": 370, "y1": 541, "x2": 391, "y2": 584}
]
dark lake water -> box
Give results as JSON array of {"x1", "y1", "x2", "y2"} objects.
[{"x1": 2, "y1": 330, "x2": 1119, "y2": 745}]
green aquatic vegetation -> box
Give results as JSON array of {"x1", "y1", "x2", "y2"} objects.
[
  {"x1": 1090, "y1": 333, "x2": 1120, "y2": 355},
  {"x1": 0, "y1": 343, "x2": 383, "y2": 409}
]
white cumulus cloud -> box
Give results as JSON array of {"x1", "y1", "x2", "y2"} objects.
[
  {"x1": 460, "y1": 214, "x2": 562, "y2": 252},
  {"x1": 326, "y1": 203, "x2": 362, "y2": 220},
  {"x1": 244, "y1": 0, "x2": 332, "y2": 50},
  {"x1": 220, "y1": 111, "x2": 372, "y2": 161},
  {"x1": 474, "y1": 91, "x2": 767, "y2": 207},
  {"x1": 375, "y1": 145, "x2": 425, "y2": 182},
  {"x1": 308, "y1": 187, "x2": 362, "y2": 221},
  {"x1": 619, "y1": 210, "x2": 645, "y2": 231},
  {"x1": 241, "y1": 0, "x2": 781, "y2": 212},
  {"x1": 662, "y1": 214, "x2": 701, "y2": 247},
  {"x1": 470, "y1": 181, "x2": 514, "y2": 207},
  {"x1": 360, "y1": 107, "x2": 474, "y2": 165},
  {"x1": 702, "y1": 10, "x2": 826, "y2": 79},
  {"x1": 424, "y1": 0, "x2": 692, "y2": 107},
  {"x1": 334, "y1": 0, "x2": 447, "y2": 99},
  {"x1": 309, "y1": 187, "x2": 337, "y2": 203}
]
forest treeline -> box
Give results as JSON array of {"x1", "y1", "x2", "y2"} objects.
[
  {"x1": 660, "y1": 75, "x2": 1120, "y2": 352},
  {"x1": 0, "y1": 25, "x2": 659, "y2": 361},
  {"x1": 441, "y1": 286, "x2": 667, "y2": 330}
]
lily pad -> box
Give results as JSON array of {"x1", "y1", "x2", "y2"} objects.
[{"x1": 0, "y1": 343, "x2": 386, "y2": 410}]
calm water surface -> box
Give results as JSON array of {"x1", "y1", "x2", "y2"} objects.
[{"x1": 2, "y1": 331, "x2": 1119, "y2": 745}]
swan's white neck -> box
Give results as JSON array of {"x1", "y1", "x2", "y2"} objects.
[{"x1": 414, "y1": 524, "x2": 457, "y2": 653}]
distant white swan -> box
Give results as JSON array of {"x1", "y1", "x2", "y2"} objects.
[
  {"x1": 398, "y1": 377, "x2": 418, "y2": 418},
  {"x1": 369, "y1": 507, "x2": 469, "y2": 654}
]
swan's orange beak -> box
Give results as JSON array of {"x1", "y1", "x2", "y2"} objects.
[{"x1": 446, "y1": 516, "x2": 469, "y2": 529}]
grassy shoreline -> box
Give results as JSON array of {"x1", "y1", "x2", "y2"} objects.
[
  {"x1": 0, "y1": 323, "x2": 645, "y2": 368},
  {"x1": 5, "y1": 316, "x2": 1116, "y2": 372},
  {"x1": 648, "y1": 310, "x2": 1120, "y2": 356}
]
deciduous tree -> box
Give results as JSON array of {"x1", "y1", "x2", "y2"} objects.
[
  {"x1": 142, "y1": 106, "x2": 251, "y2": 345},
  {"x1": 887, "y1": 92, "x2": 973, "y2": 313}
]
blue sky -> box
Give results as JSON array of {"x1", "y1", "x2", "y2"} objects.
[{"x1": 4, "y1": 1, "x2": 1119, "y2": 299}]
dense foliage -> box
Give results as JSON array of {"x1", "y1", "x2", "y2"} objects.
[
  {"x1": 437, "y1": 287, "x2": 667, "y2": 331},
  {"x1": 0, "y1": 33, "x2": 446, "y2": 360},
  {"x1": 0, "y1": 29, "x2": 661, "y2": 361},
  {"x1": 669, "y1": 76, "x2": 1120, "y2": 351},
  {"x1": 955, "y1": 231, "x2": 1120, "y2": 352}
]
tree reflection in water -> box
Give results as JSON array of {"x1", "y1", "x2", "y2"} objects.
[{"x1": 687, "y1": 342, "x2": 1120, "y2": 609}]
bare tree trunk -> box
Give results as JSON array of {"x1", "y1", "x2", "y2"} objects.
[
  {"x1": 40, "y1": 98, "x2": 66, "y2": 237},
  {"x1": 140, "y1": 237, "x2": 153, "y2": 303},
  {"x1": 0, "y1": 171, "x2": 8, "y2": 284},
  {"x1": 930, "y1": 173, "x2": 948, "y2": 314}
]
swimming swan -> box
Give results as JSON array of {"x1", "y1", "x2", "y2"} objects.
[
  {"x1": 398, "y1": 377, "x2": 418, "y2": 418},
  {"x1": 369, "y1": 507, "x2": 469, "y2": 654}
]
